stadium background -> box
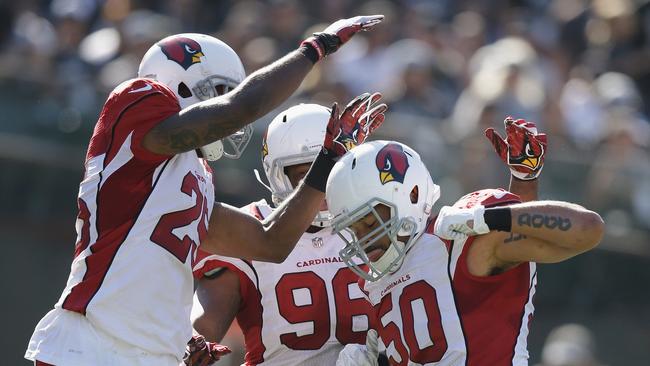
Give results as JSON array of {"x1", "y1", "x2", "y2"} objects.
[{"x1": 1, "y1": 0, "x2": 649, "y2": 365}]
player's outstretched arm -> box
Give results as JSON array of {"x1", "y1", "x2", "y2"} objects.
[
  {"x1": 192, "y1": 271, "x2": 241, "y2": 343},
  {"x1": 203, "y1": 184, "x2": 324, "y2": 262},
  {"x1": 493, "y1": 201, "x2": 604, "y2": 263},
  {"x1": 143, "y1": 15, "x2": 384, "y2": 156},
  {"x1": 436, "y1": 200, "x2": 604, "y2": 264},
  {"x1": 486, "y1": 117, "x2": 547, "y2": 202},
  {"x1": 200, "y1": 93, "x2": 386, "y2": 262}
]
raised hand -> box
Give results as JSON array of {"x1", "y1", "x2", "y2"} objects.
[
  {"x1": 183, "y1": 335, "x2": 231, "y2": 366},
  {"x1": 323, "y1": 92, "x2": 387, "y2": 158},
  {"x1": 301, "y1": 15, "x2": 384, "y2": 61},
  {"x1": 485, "y1": 117, "x2": 547, "y2": 181}
]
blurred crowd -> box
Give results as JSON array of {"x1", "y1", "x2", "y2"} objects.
[
  {"x1": 2, "y1": 1, "x2": 650, "y2": 364},
  {"x1": 2, "y1": 0, "x2": 649, "y2": 243}
]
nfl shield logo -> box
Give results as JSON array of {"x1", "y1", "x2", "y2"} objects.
[{"x1": 312, "y1": 237, "x2": 324, "y2": 248}]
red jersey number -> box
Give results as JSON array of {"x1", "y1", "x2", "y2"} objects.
[
  {"x1": 150, "y1": 172, "x2": 208, "y2": 263},
  {"x1": 275, "y1": 271, "x2": 330, "y2": 349},
  {"x1": 332, "y1": 267, "x2": 375, "y2": 344},
  {"x1": 378, "y1": 280, "x2": 448, "y2": 365},
  {"x1": 377, "y1": 293, "x2": 410, "y2": 365},
  {"x1": 275, "y1": 268, "x2": 374, "y2": 350}
]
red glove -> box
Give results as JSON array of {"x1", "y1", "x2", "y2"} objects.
[
  {"x1": 485, "y1": 117, "x2": 547, "y2": 180},
  {"x1": 301, "y1": 15, "x2": 384, "y2": 61},
  {"x1": 323, "y1": 92, "x2": 387, "y2": 158},
  {"x1": 183, "y1": 335, "x2": 231, "y2": 366}
]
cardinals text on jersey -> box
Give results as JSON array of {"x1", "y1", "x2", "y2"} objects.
[
  {"x1": 193, "y1": 200, "x2": 375, "y2": 366},
  {"x1": 446, "y1": 189, "x2": 536, "y2": 366},
  {"x1": 28, "y1": 78, "x2": 215, "y2": 361},
  {"x1": 360, "y1": 233, "x2": 467, "y2": 366}
]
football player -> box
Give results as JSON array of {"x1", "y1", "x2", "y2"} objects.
[
  {"x1": 432, "y1": 119, "x2": 605, "y2": 366},
  {"x1": 186, "y1": 101, "x2": 387, "y2": 366},
  {"x1": 327, "y1": 126, "x2": 604, "y2": 365},
  {"x1": 25, "y1": 15, "x2": 384, "y2": 366},
  {"x1": 328, "y1": 140, "x2": 468, "y2": 365}
]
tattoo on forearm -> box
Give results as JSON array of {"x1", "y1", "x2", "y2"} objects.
[
  {"x1": 517, "y1": 213, "x2": 572, "y2": 231},
  {"x1": 162, "y1": 120, "x2": 244, "y2": 153},
  {"x1": 205, "y1": 120, "x2": 241, "y2": 142},
  {"x1": 504, "y1": 232, "x2": 527, "y2": 243},
  {"x1": 168, "y1": 129, "x2": 201, "y2": 151}
]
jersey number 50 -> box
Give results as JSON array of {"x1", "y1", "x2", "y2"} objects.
[{"x1": 379, "y1": 280, "x2": 449, "y2": 365}]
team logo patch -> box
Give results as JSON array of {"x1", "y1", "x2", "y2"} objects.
[
  {"x1": 158, "y1": 36, "x2": 204, "y2": 70},
  {"x1": 509, "y1": 134, "x2": 545, "y2": 170},
  {"x1": 375, "y1": 143, "x2": 410, "y2": 185}
]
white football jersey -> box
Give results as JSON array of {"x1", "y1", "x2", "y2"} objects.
[
  {"x1": 193, "y1": 200, "x2": 374, "y2": 365},
  {"x1": 49, "y1": 78, "x2": 213, "y2": 359},
  {"x1": 360, "y1": 233, "x2": 467, "y2": 365}
]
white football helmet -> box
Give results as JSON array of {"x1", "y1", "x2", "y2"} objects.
[
  {"x1": 260, "y1": 103, "x2": 332, "y2": 227},
  {"x1": 138, "y1": 33, "x2": 252, "y2": 160},
  {"x1": 326, "y1": 140, "x2": 440, "y2": 281}
]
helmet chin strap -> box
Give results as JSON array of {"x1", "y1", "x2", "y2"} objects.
[
  {"x1": 311, "y1": 211, "x2": 332, "y2": 228},
  {"x1": 371, "y1": 240, "x2": 405, "y2": 275},
  {"x1": 200, "y1": 140, "x2": 224, "y2": 161},
  {"x1": 371, "y1": 216, "x2": 418, "y2": 276}
]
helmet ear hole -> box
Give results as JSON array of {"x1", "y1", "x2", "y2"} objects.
[
  {"x1": 410, "y1": 185, "x2": 419, "y2": 204},
  {"x1": 178, "y1": 82, "x2": 192, "y2": 98}
]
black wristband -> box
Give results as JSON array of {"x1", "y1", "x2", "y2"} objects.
[
  {"x1": 312, "y1": 32, "x2": 341, "y2": 56},
  {"x1": 298, "y1": 44, "x2": 320, "y2": 64},
  {"x1": 484, "y1": 207, "x2": 512, "y2": 232},
  {"x1": 304, "y1": 150, "x2": 337, "y2": 193}
]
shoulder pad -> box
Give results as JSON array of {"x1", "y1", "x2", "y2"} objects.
[{"x1": 453, "y1": 188, "x2": 521, "y2": 209}]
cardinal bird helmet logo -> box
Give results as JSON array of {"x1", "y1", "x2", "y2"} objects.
[
  {"x1": 261, "y1": 129, "x2": 269, "y2": 160},
  {"x1": 375, "y1": 143, "x2": 410, "y2": 185},
  {"x1": 158, "y1": 36, "x2": 205, "y2": 70}
]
